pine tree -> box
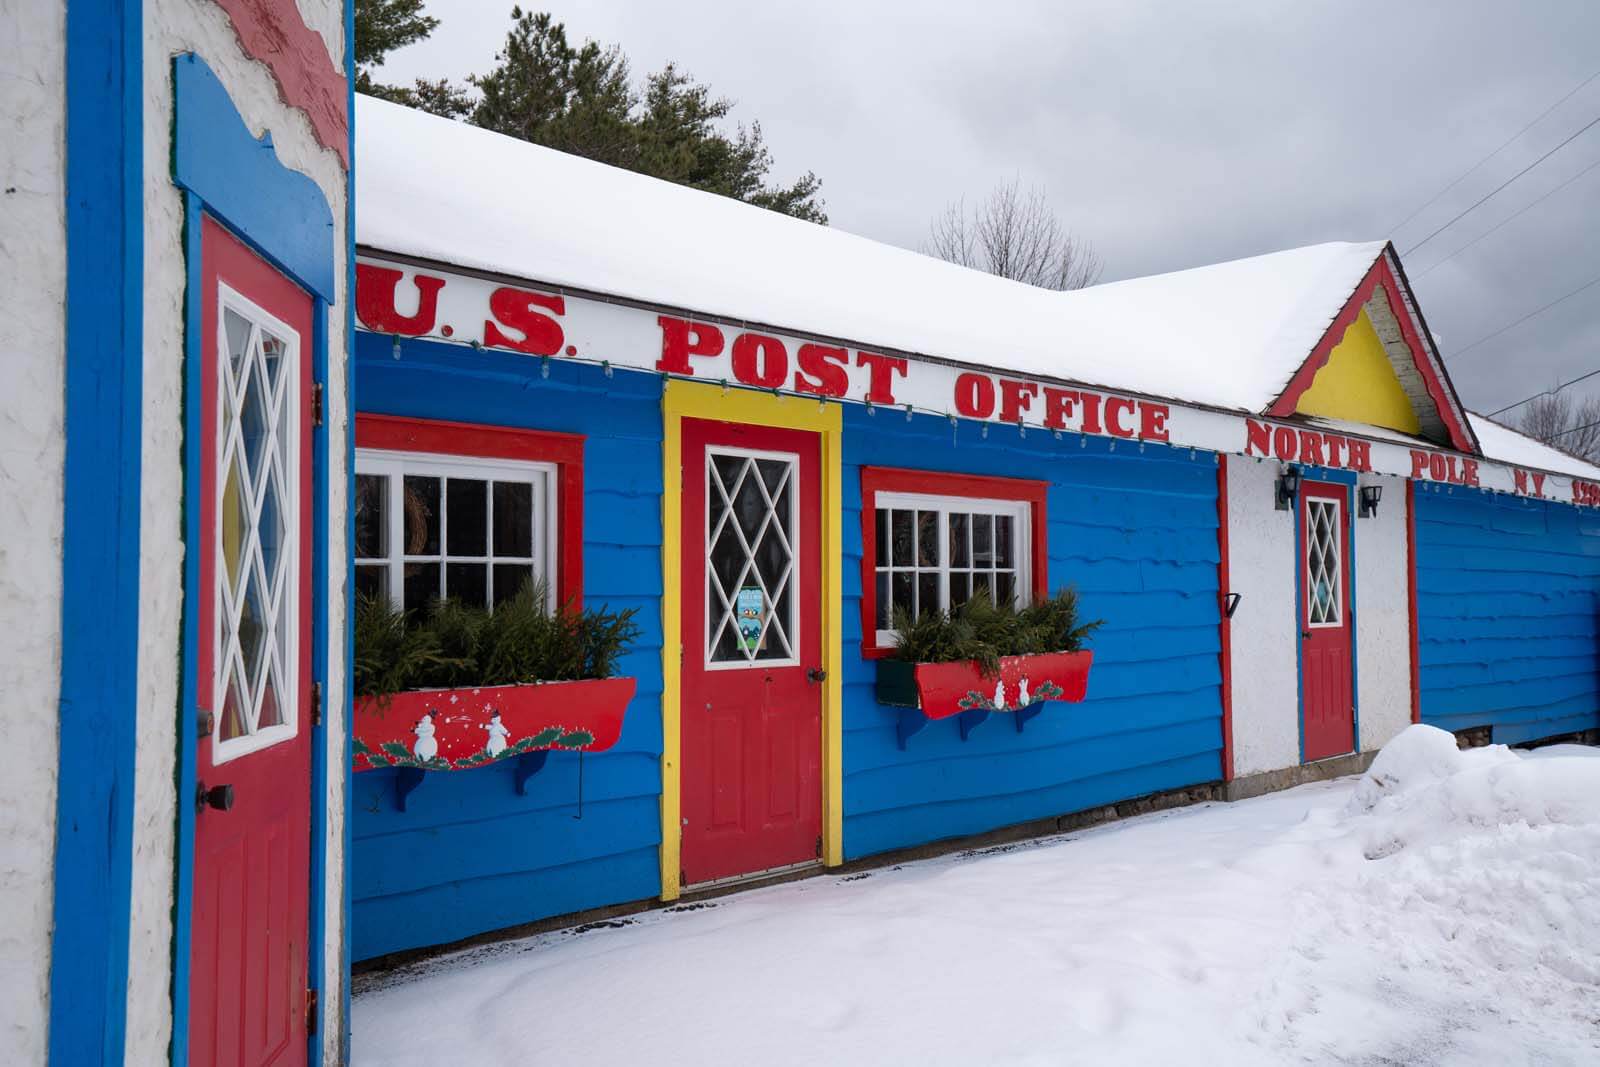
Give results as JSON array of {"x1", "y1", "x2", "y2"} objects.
[{"x1": 354, "y1": 0, "x2": 437, "y2": 98}]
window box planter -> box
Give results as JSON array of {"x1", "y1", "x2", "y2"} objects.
[
  {"x1": 876, "y1": 650, "x2": 1093, "y2": 748},
  {"x1": 352, "y1": 677, "x2": 636, "y2": 810}
]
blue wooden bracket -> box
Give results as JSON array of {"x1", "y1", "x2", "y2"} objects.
[
  {"x1": 394, "y1": 767, "x2": 425, "y2": 812},
  {"x1": 896, "y1": 708, "x2": 928, "y2": 750},
  {"x1": 957, "y1": 707, "x2": 989, "y2": 741},
  {"x1": 1014, "y1": 703, "x2": 1045, "y2": 733},
  {"x1": 513, "y1": 749, "x2": 550, "y2": 796}
]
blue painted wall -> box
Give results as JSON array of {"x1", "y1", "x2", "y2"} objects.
[
  {"x1": 353, "y1": 334, "x2": 663, "y2": 960},
  {"x1": 841, "y1": 410, "x2": 1224, "y2": 859},
  {"x1": 1415, "y1": 484, "x2": 1600, "y2": 745}
]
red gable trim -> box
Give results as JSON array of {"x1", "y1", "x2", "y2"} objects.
[
  {"x1": 1267, "y1": 251, "x2": 1477, "y2": 454},
  {"x1": 214, "y1": 0, "x2": 349, "y2": 168}
]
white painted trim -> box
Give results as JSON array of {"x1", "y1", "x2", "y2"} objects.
[
  {"x1": 211, "y1": 282, "x2": 301, "y2": 767},
  {"x1": 868, "y1": 490, "x2": 1033, "y2": 647},
  {"x1": 354, "y1": 448, "x2": 557, "y2": 612},
  {"x1": 702, "y1": 444, "x2": 802, "y2": 671}
]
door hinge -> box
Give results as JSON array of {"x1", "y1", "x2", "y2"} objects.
[
  {"x1": 310, "y1": 680, "x2": 323, "y2": 727},
  {"x1": 304, "y1": 987, "x2": 319, "y2": 1036},
  {"x1": 197, "y1": 709, "x2": 214, "y2": 740},
  {"x1": 816, "y1": 835, "x2": 823, "y2": 858},
  {"x1": 311, "y1": 381, "x2": 325, "y2": 428}
]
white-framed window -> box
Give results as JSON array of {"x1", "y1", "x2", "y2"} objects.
[
  {"x1": 704, "y1": 446, "x2": 801, "y2": 669},
  {"x1": 1305, "y1": 496, "x2": 1344, "y2": 628},
  {"x1": 354, "y1": 450, "x2": 557, "y2": 615},
  {"x1": 872, "y1": 491, "x2": 1032, "y2": 647},
  {"x1": 213, "y1": 283, "x2": 301, "y2": 763}
]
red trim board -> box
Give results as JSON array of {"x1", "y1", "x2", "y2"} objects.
[
  {"x1": 1217, "y1": 456, "x2": 1234, "y2": 781},
  {"x1": 1406, "y1": 479, "x2": 1421, "y2": 725},
  {"x1": 858, "y1": 466, "x2": 1049, "y2": 658},
  {"x1": 1268, "y1": 251, "x2": 1477, "y2": 455},
  {"x1": 354, "y1": 413, "x2": 586, "y2": 609}
]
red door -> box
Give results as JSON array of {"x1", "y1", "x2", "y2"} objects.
[
  {"x1": 1300, "y1": 480, "x2": 1354, "y2": 761},
  {"x1": 680, "y1": 419, "x2": 823, "y2": 885},
  {"x1": 190, "y1": 216, "x2": 315, "y2": 1067}
]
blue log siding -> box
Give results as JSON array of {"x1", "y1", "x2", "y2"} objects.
[
  {"x1": 352, "y1": 334, "x2": 663, "y2": 960},
  {"x1": 1415, "y1": 484, "x2": 1600, "y2": 745},
  {"x1": 841, "y1": 409, "x2": 1225, "y2": 859}
]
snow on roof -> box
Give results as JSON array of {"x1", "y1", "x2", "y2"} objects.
[
  {"x1": 355, "y1": 96, "x2": 1384, "y2": 415},
  {"x1": 355, "y1": 99, "x2": 1593, "y2": 483},
  {"x1": 1466, "y1": 413, "x2": 1600, "y2": 480}
]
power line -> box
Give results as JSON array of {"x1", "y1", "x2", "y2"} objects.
[
  {"x1": 1449, "y1": 269, "x2": 1600, "y2": 361},
  {"x1": 1402, "y1": 110, "x2": 1600, "y2": 256},
  {"x1": 1415, "y1": 153, "x2": 1600, "y2": 278},
  {"x1": 1486, "y1": 366, "x2": 1600, "y2": 417},
  {"x1": 1551, "y1": 414, "x2": 1600, "y2": 440},
  {"x1": 1390, "y1": 66, "x2": 1600, "y2": 234}
]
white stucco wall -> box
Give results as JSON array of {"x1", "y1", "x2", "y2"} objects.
[
  {"x1": 0, "y1": 6, "x2": 65, "y2": 1062},
  {"x1": 1225, "y1": 455, "x2": 1302, "y2": 776},
  {"x1": 1227, "y1": 458, "x2": 1416, "y2": 778},
  {"x1": 128, "y1": 5, "x2": 349, "y2": 1064},
  {"x1": 1354, "y1": 474, "x2": 1412, "y2": 752}
]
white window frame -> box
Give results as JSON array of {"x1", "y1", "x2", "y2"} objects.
[
  {"x1": 212, "y1": 283, "x2": 301, "y2": 765},
  {"x1": 704, "y1": 445, "x2": 802, "y2": 671},
  {"x1": 872, "y1": 490, "x2": 1033, "y2": 649},
  {"x1": 354, "y1": 448, "x2": 559, "y2": 614},
  {"x1": 1304, "y1": 495, "x2": 1345, "y2": 630}
]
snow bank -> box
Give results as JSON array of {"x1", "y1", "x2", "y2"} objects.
[{"x1": 354, "y1": 726, "x2": 1600, "y2": 1065}]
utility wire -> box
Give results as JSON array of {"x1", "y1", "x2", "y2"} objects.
[
  {"x1": 1551, "y1": 414, "x2": 1600, "y2": 440},
  {"x1": 1402, "y1": 110, "x2": 1600, "y2": 255},
  {"x1": 1390, "y1": 66, "x2": 1600, "y2": 234},
  {"x1": 1448, "y1": 269, "x2": 1600, "y2": 361},
  {"x1": 1486, "y1": 366, "x2": 1600, "y2": 417},
  {"x1": 1415, "y1": 154, "x2": 1600, "y2": 278}
]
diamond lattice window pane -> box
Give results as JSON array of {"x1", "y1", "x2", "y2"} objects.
[
  {"x1": 1306, "y1": 500, "x2": 1341, "y2": 626},
  {"x1": 214, "y1": 296, "x2": 299, "y2": 749},
  {"x1": 706, "y1": 451, "x2": 798, "y2": 664}
]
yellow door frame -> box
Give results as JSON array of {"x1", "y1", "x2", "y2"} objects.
[{"x1": 659, "y1": 380, "x2": 844, "y2": 900}]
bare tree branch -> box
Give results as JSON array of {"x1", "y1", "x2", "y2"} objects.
[
  {"x1": 924, "y1": 176, "x2": 1102, "y2": 290},
  {"x1": 1519, "y1": 391, "x2": 1600, "y2": 462}
]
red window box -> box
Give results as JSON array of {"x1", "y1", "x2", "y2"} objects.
[{"x1": 877, "y1": 651, "x2": 1093, "y2": 748}]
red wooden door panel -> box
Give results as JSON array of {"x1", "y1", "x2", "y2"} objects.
[
  {"x1": 191, "y1": 216, "x2": 314, "y2": 1067},
  {"x1": 680, "y1": 418, "x2": 823, "y2": 885},
  {"x1": 1300, "y1": 481, "x2": 1354, "y2": 762}
]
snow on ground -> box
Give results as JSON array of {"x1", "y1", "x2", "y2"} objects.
[{"x1": 353, "y1": 726, "x2": 1600, "y2": 1066}]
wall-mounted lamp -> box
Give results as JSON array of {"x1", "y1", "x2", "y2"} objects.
[
  {"x1": 1359, "y1": 483, "x2": 1383, "y2": 518},
  {"x1": 1275, "y1": 466, "x2": 1300, "y2": 511},
  {"x1": 1222, "y1": 592, "x2": 1242, "y2": 619}
]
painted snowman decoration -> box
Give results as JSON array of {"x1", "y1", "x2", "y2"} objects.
[
  {"x1": 413, "y1": 710, "x2": 439, "y2": 762},
  {"x1": 1016, "y1": 677, "x2": 1031, "y2": 708},
  {"x1": 992, "y1": 678, "x2": 1008, "y2": 712},
  {"x1": 483, "y1": 710, "x2": 510, "y2": 757}
]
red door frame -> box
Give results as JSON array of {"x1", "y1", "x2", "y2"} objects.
[
  {"x1": 1299, "y1": 479, "x2": 1355, "y2": 762},
  {"x1": 679, "y1": 418, "x2": 823, "y2": 885},
  {"x1": 190, "y1": 215, "x2": 315, "y2": 1067}
]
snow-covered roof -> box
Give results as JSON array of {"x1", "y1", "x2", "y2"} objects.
[
  {"x1": 1466, "y1": 414, "x2": 1600, "y2": 480},
  {"x1": 354, "y1": 96, "x2": 1596, "y2": 481},
  {"x1": 356, "y1": 96, "x2": 1384, "y2": 415}
]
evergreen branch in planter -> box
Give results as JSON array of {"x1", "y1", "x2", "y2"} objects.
[
  {"x1": 354, "y1": 579, "x2": 642, "y2": 702},
  {"x1": 891, "y1": 586, "x2": 1102, "y2": 676}
]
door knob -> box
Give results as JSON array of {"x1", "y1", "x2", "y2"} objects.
[
  {"x1": 196, "y1": 781, "x2": 234, "y2": 813},
  {"x1": 1301, "y1": 630, "x2": 1312, "y2": 639},
  {"x1": 807, "y1": 668, "x2": 827, "y2": 683}
]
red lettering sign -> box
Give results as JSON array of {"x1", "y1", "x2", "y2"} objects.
[
  {"x1": 856, "y1": 351, "x2": 907, "y2": 405},
  {"x1": 793, "y1": 344, "x2": 849, "y2": 397},
  {"x1": 1139, "y1": 403, "x2": 1170, "y2": 443},
  {"x1": 483, "y1": 287, "x2": 565, "y2": 356},
  {"x1": 999, "y1": 379, "x2": 1039, "y2": 424},
  {"x1": 954, "y1": 373, "x2": 996, "y2": 418},
  {"x1": 1105, "y1": 397, "x2": 1137, "y2": 438},
  {"x1": 1245, "y1": 419, "x2": 1272, "y2": 457},
  {"x1": 730, "y1": 332, "x2": 788, "y2": 389},
  {"x1": 356, "y1": 264, "x2": 444, "y2": 336},
  {"x1": 1044, "y1": 387, "x2": 1078, "y2": 430},
  {"x1": 656, "y1": 316, "x2": 725, "y2": 374}
]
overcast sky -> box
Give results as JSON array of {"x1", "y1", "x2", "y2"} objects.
[{"x1": 379, "y1": 1, "x2": 1600, "y2": 420}]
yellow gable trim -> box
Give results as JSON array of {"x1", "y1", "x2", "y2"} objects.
[{"x1": 1293, "y1": 309, "x2": 1422, "y2": 435}]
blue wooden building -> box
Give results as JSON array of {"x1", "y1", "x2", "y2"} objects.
[{"x1": 347, "y1": 95, "x2": 1600, "y2": 962}]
